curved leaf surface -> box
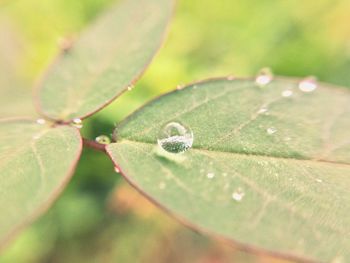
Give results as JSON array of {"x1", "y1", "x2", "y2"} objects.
[
  {"x1": 36, "y1": 0, "x2": 173, "y2": 121},
  {"x1": 107, "y1": 77, "x2": 350, "y2": 262},
  {"x1": 0, "y1": 119, "x2": 82, "y2": 247}
]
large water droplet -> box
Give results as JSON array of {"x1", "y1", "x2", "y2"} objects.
[
  {"x1": 72, "y1": 118, "x2": 83, "y2": 129},
  {"x1": 255, "y1": 68, "x2": 273, "y2": 87},
  {"x1": 95, "y1": 135, "x2": 111, "y2": 145},
  {"x1": 232, "y1": 188, "x2": 245, "y2": 202},
  {"x1": 299, "y1": 76, "x2": 317, "y2": 92},
  {"x1": 157, "y1": 122, "x2": 193, "y2": 154}
]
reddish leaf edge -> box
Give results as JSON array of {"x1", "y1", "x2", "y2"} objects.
[
  {"x1": 105, "y1": 146, "x2": 317, "y2": 263},
  {"x1": 33, "y1": 0, "x2": 176, "y2": 123},
  {"x1": 0, "y1": 117, "x2": 83, "y2": 252}
]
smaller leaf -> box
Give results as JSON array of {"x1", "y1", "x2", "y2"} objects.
[
  {"x1": 36, "y1": 0, "x2": 174, "y2": 122},
  {"x1": 0, "y1": 119, "x2": 82, "y2": 247}
]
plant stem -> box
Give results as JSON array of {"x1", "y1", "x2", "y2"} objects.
[{"x1": 83, "y1": 138, "x2": 106, "y2": 153}]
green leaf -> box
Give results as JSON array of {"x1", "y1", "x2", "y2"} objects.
[
  {"x1": 0, "y1": 119, "x2": 82, "y2": 247},
  {"x1": 36, "y1": 0, "x2": 174, "y2": 122},
  {"x1": 107, "y1": 77, "x2": 350, "y2": 262}
]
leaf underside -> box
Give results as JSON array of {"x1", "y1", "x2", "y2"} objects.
[
  {"x1": 107, "y1": 77, "x2": 350, "y2": 262},
  {"x1": 36, "y1": 0, "x2": 173, "y2": 122},
  {"x1": 0, "y1": 119, "x2": 82, "y2": 247}
]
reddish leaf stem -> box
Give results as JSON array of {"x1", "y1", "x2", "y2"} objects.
[{"x1": 83, "y1": 138, "x2": 106, "y2": 153}]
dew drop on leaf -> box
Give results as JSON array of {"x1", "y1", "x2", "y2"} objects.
[
  {"x1": 232, "y1": 188, "x2": 245, "y2": 202},
  {"x1": 299, "y1": 76, "x2": 318, "y2": 92},
  {"x1": 255, "y1": 67, "x2": 273, "y2": 87},
  {"x1": 72, "y1": 118, "x2": 83, "y2": 129},
  {"x1": 114, "y1": 166, "x2": 120, "y2": 173},
  {"x1": 267, "y1": 127, "x2": 277, "y2": 135},
  {"x1": 157, "y1": 122, "x2": 193, "y2": 154},
  {"x1": 95, "y1": 135, "x2": 111, "y2": 144}
]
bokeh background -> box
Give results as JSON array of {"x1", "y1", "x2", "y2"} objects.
[{"x1": 1, "y1": 0, "x2": 350, "y2": 262}]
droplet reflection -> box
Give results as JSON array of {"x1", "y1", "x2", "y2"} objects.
[{"x1": 157, "y1": 122, "x2": 193, "y2": 154}]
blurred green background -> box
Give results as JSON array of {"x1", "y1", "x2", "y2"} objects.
[{"x1": 1, "y1": 0, "x2": 350, "y2": 262}]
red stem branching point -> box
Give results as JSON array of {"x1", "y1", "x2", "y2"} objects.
[{"x1": 83, "y1": 138, "x2": 106, "y2": 153}]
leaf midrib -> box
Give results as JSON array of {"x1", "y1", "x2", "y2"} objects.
[{"x1": 116, "y1": 139, "x2": 350, "y2": 167}]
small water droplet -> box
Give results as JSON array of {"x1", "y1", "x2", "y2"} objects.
[
  {"x1": 282, "y1": 90, "x2": 293, "y2": 97},
  {"x1": 267, "y1": 127, "x2": 277, "y2": 135},
  {"x1": 159, "y1": 182, "x2": 166, "y2": 190},
  {"x1": 127, "y1": 85, "x2": 133, "y2": 91},
  {"x1": 299, "y1": 76, "x2": 317, "y2": 92},
  {"x1": 114, "y1": 167, "x2": 120, "y2": 173},
  {"x1": 207, "y1": 172, "x2": 215, "y2": 179},
  {"x1": 72, "y1": 118, "x2": 83, "y2": 129},
  {"x1": 232, "y1": 188, "x2": 245, "y2": 202},
  {"x1": 255, "y1": 68, "x2": 273, "y2": 87},
  {"x1": 157, "y1": 122, "x2": 193, "y2": 154},
  {"x1": 36, "y1": 118, "x2": 46, "y2": 125},
  {"x1": 316, "y1": 178, "x2": 322, "y2": 183},
  {"x1": 95, "y1": 135, "x2": 111, "y2": 145},
  {"x1": 257, "y1": 107, "x2": 268, "y2": 114},
  {"x1": 227, "y1": 75, "x2": 235, "y2": 80}
]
